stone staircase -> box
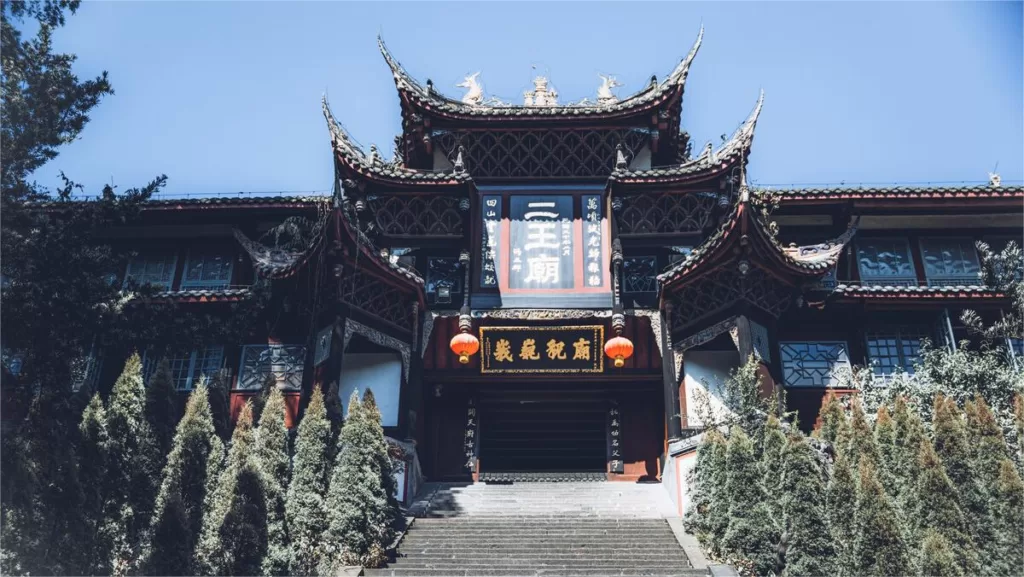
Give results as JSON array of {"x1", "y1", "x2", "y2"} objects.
[{"x1": 364, "y1": 482, "x2": 706, "y2": 577}]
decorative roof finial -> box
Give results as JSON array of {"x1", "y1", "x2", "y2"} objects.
[
  {"x1": 456, "y1": 72, "x2": 483, "y2": 106},
  {"x1": 989, "y1": 172, "x2": 1002, "y2": 187},
  {"x1": 454, "y1": 146, "x2": 466, "y2": 173},
  {"x1": 615, "y1": 144, "x2": 628, "y2": 170},
  {"x1": 528, "y1": 76, "x2": 557, "y2": 106},
  {"x1": 368, "y1": 144, "x2": 382, "y2": 166},
  {"x1": 597, "y1": 74, "x2": 623, "y2": 105}
]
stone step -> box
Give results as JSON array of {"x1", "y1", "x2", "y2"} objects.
[
  {"x1": 365, "y1": 569, "x2": 707, "y2": 577},
  {"x1": 397, "y1": 555, "x2": 690, "y2": 563}
]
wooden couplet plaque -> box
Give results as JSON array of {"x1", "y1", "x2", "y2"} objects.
[{"x1": 479, "y1": 325, "x2": 605, "y2": 374}]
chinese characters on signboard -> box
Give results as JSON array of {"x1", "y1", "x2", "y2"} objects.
[
  {"x1": 480, "y1": 325, "x2": 604, "y2": 374},
  {"x1": 607, "y1": 402, "x2": 624, "y2": 473},
  {"x1": 464, "y1": 398, "x2": 478, "y2": 471},
  {"x1": 480, "y1": 195, "x2": 501, "y2": 288},
  {"x1": 509, "y1": 196, "x2": 574, "y2": 290},
  {"x1": 582, "y1": 194, "x2": 604, "y2": 288}
]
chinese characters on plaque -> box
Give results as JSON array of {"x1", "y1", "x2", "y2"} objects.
[
  {"x1": 509, "y1": 196, "x2": 574, "y2": 289},
  {"x1": 607, "y1": 402, "x2": 624, "y2": 474},
  {"x1": 480, "y1": 326, "x2": 604, "y2": 374},
  {"x1": 582, "y1": 195, "x2": 604, "y2": 288},
  {"x1": 480, "y1": 195, "x2": 501, "y2": 288}
]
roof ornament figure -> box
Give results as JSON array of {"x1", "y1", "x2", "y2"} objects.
[
  {"x1": 456, "y1": 72, "x2": 484, "y2": 106},
  {"x1": 615, "y1": 144, "x2": 629, "y2": 170},
  {"x1": 368, "y1": 144, "x2": 383, "y2": 166},
  {"x1": 989, "y1": 172, "x2": 1002, "y2": 187},
  {"x1": 597, "y1": 74, "x2": 623, "y2": 105},
  {"x1": 524, "y1": 76, "x2": 558, "y2": 106},
  {"x1": 454, "y1": 146, "x2": 466, "y2": 173}
]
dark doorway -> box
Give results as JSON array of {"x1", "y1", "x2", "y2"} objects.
[{"x1": 478, "y1": 386, "x2": 607, "y2": 472}]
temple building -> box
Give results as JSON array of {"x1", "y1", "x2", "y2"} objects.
[{"x1": 30, "y1": 28, "x2": 1022, "y2": 509}]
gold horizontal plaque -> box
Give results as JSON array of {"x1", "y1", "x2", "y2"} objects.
[{"x1": 480, "y1": 325, "x2": 604, "y2": 374}]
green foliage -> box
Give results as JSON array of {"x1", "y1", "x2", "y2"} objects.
[
  {"x1": 873, "y1": 405, "x2": 900, "y2": 508},
  {"x1": 845, "y1": 398, "x2": 879, "y2": 470},
  {"x1": 932, "y1": 396, "x2": 992, "y2": 563},
  {"x1": 825, "y1": 449, "x2": 857, "y2": 576},
  {"x1": 198, "y1": 402, "x2": 268, "y2": 575},
  {"x1": 254, "y1": 387, "x2": 293, "y2": 575},
  {"x1": 79, "y1": 393, "x2": 110, "y2": 574},
  {"x1": 0, "y1": 392, "x2": 87, "y2": 576},
  {"x1": 919, "y1": 530, "x2": 963, "y2": 577},
  {"x1": 990, "y1": 459, "x2": 1024, "y2": 572},
  {"x1": 916, "y1": 439, "x2": 978, "y2": 574},
  {"x1": 778, "y1": 433, "x2": 834, "y2": 577},
  {"x1": 323, "y1": 390, "x2": 397, "y2": 570},
  {"x1": 146, "y1": 358, "x2": 181, "y2": 458},
  {"x1": 814, "y1": 390, "x2": 849, "y2": 446},
  {"x1": 285, "y1": 387, "x2": 332, "y2": 576},
  {"x1": 852, "y1": 459, "x2": 911, "y2": 577},
  {"x1": 759, "y1": 414, "x2": 786, "y2": 518},
  {"x1": 683, "y1": 430, "x2": 729, "y2": 556},
  {"x1": 891, "y1": 396, "x2": 927, "y2": 525},
  {"x1": 104, "y1": 352, "x2": 160, "y2": 574},
  {"x1": 143, "y1": 385, "x2": 222, "y2": 576},
  {"x1": 961, "y1": 240, "x2": 1022, "y2": 342},
  {"x1": 720, "y1": 427, "x2": 780, "y2": 576}
]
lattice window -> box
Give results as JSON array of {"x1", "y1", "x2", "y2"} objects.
[
  {"x1": 369, "y1": 195, "x2": 463, "y2": 236},
  {"x1": 427, "y1": 257, "x2": 462, "y2": 305},
  {"x1": 143, "y1": 346, "x2": 225, "y2": 390},
  {"x1": 341, "y1": 269, "x2": 411, "y2": 330},
  {"x1": 670, "y1": 267, "x2": 792, "y2": 331},
  {"x1": 920, "y1": 238, "x2": 981, "y2": 287},
  {"x1": 866, "y1": 328, "x2": 926, "y2": 380},
  {"x1": 617, "y1": 193, "x2": 717, "y2": 235},
  {"x1": 623, "y1": 256, "x2": 657, "y2": 293},
  {"x1": 857, "y1": 238, "x2": 917, "y2": 286},
  {"x1": 124, "y1": 252, "x2": 177, "y2": 290},
  {"x1": 434, "y1": 128, "x2": 649, "y2": 179},
  {"x1": 182, "y1": 251, "x2": 234, "y2": 289},
  {"x1": 780, "y1": 342, "x2": 851, "y2": 388},
  {"x1": 237, "y1": 345, "x2": 305, "y2": 391}
]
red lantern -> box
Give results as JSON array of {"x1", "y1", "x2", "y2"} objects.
[
  {"x1": 450, "y1": 332, "x2": 480, "y2": 365},
  {"x1": 604, "y1": 335, "x2": 634, "y2": 368}
]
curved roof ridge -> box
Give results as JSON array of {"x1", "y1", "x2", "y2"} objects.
[
  {"x1": 376, "y1": 29, "x2": 703, "y2": 117},
  {"x1": 322, "y1": 95, "x2": 471, "y2": 185}
]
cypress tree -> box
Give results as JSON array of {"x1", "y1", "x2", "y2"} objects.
[
  {"x1": 147, "y1": 358, "x2": 181, "y2": 459},
  {"x1": 990, "y1": 459, "x2": 1024, "y2": 572},
  {"x1": 720, "y1": 426, "x2": 780, "y2": 576},
  {"x1": 919, "y1": 530, "x2": 962, "y2": 577},
  {"x1": 684, "y1": 429, "x2": 728, "y2": 554},
  {"x1": 846, "y1": 398, "x2": 879, "y2": 470},
  {"x1": 873, "y1": 405, "x2": 901, "y2": 509},
  {"x1": 916, "y1": 439, "x2": 978, "y2": 575},
  {"x1": 79, "y1": 394, "x2": 110, "y2": 575},
  {"x1": 778, "y1": 433, "x2": 835, "y2": 577},
  {"x1": 255, "y1": 387, "x2": 293, "y2": 575},
  {"x1": 852, "y1": 459, "x2": 911, "y2": 577},
  {"x1": 143, "y1": 385, "x2": 222, "y2": 576},
  {"x1": 103, "y1": 352, "x2": 160, "y2": 574},
  {"x1": 892, "y1": 396, "x2": 926, "y2": 526},
  {"x1": 815, "y1": 390, "x2": 848, "y2": 446},
  {"x1": 323, "y1": 390, "x2": 396, "y2": 571},
  {"x1": 363, "y1": 389, "x2": 399, "y2": 513},
  {"x1": 826, "y1": 449, "x2": 857, "y2": 576},
  {"x1": 219, "y1": 403, "x2": 269, "y2": 576},
  {"x1": 966, "y1": 396, "x2": 1015, "y2": 576},
  {"x1": 285, "y1": 386, "x2": 333, "y2": 576},
  {"x1": 197, "y1": 402, "x2": 268, "y2": 576},
  {"x1": 207, "y1": 371, "x2": 233, "y2": 441},
  {"x1": 933, "y1": 396, "x2": 992, "y2": 562},
  {"x1": 760, "y1": 414, "x2": 787, "y2": 514}
]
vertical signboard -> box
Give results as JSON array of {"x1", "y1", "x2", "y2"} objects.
[
  {"x1": 607, "y1": 401, "x2": 624, "y2": 473},
  {"x1": 582, "y1": 194, "x2": 604, "y2": 288},
  {"x1": 508, "y1": 195, "x2": 574, "y2": 290},
  {"x1": 480, "y1": 195, "x2": 501, "y2": 288}
]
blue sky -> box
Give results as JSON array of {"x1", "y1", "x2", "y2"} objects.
[{"x1": 36, "y1": 1, "x2": 1024, "y2": 197}]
